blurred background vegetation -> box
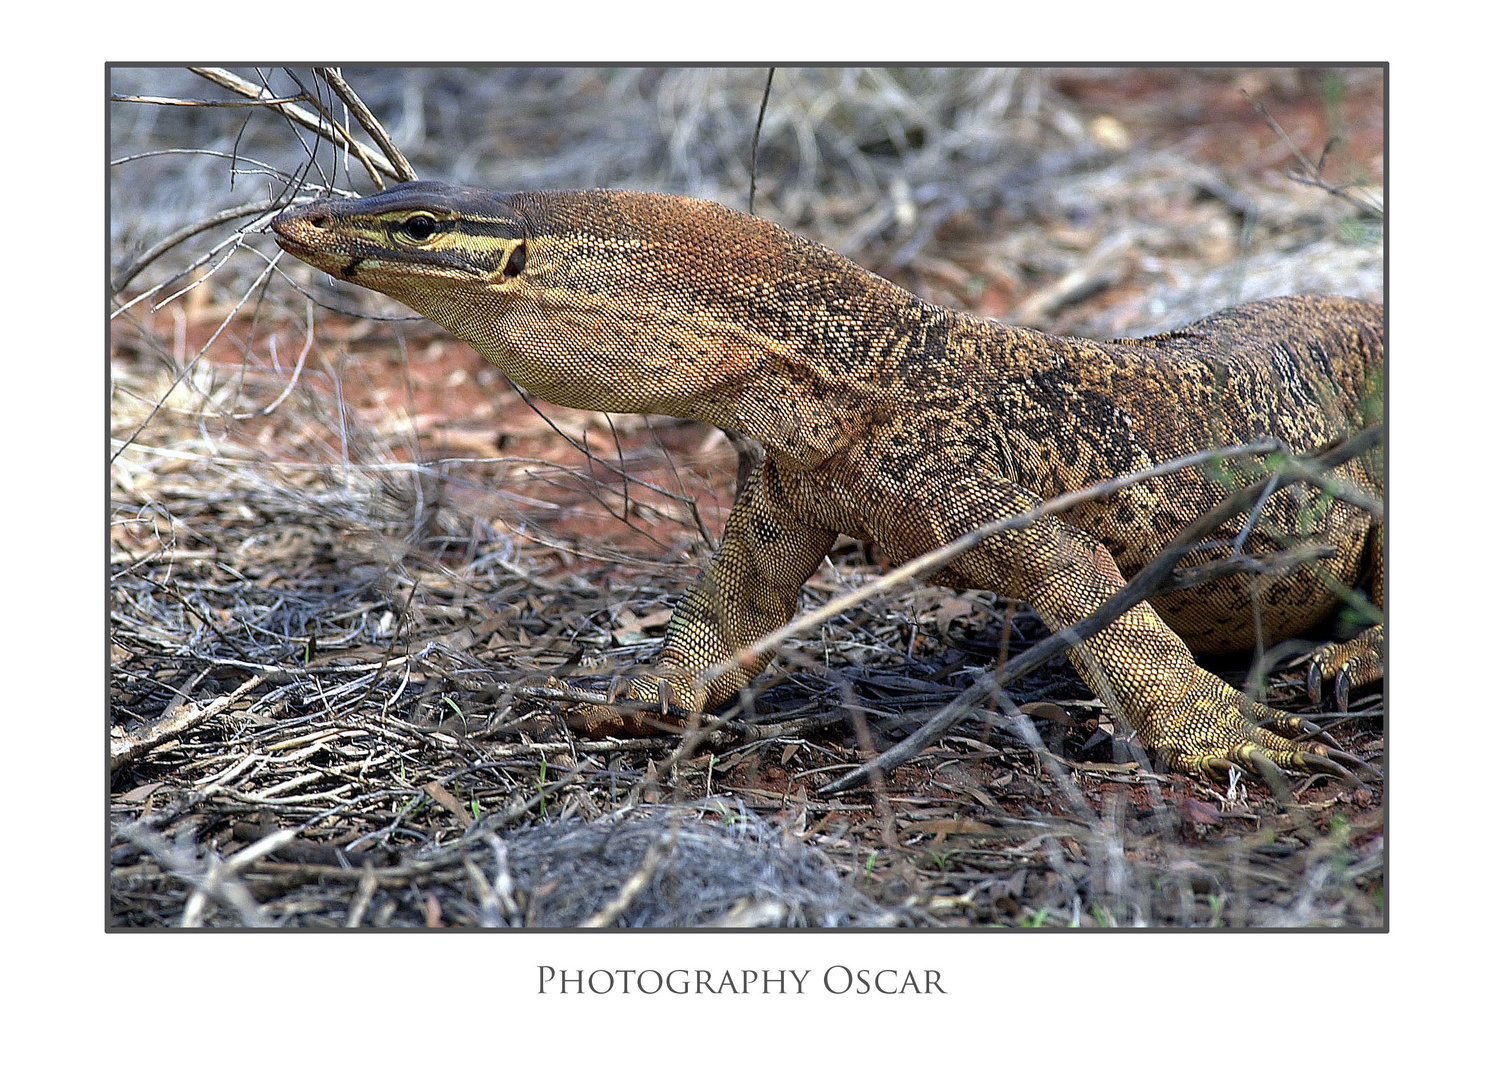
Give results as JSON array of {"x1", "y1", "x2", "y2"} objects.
[{"x1": 111, "y1": 66, "x2": 1381, "y2": 336}]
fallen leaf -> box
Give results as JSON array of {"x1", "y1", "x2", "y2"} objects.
[
  {"x1": 1020, "y1": 702, "x2": 1075, "y2": 726},
  {"x1": 423, "y1": 781, "x2": 475, "y2": 828},
  {"x1": 1179, "y1": 798, "x2": 1221, "y2": 826}
]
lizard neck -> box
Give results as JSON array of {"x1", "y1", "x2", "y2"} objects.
[{"x1": 488, "y1": 189, "x2": 970, "y2": 470}]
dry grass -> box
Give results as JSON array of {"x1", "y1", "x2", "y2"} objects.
[{"x1": 110, "y1": 66, "x2": 1384, "y2": 928}]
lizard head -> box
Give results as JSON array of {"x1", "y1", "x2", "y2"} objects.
[{"x1": 272, "y1": 180, "x2": 529, "y2": 299}]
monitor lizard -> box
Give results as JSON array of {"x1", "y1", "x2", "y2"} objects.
[{"x1": 272, "y1": 181, "x2": 1382, "y2": 782}]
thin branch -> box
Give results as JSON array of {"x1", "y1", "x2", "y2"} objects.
[
  {"x1": 189, "y1": 67, "x2": 404, "y2": 185},
  {"x1": 748, "y1": 67, "x2": 775, "y2": 216},
  {"x1": 1245, "y1": 92, "x2": 1383, "y2": 217},
  {"x1": 577, "y1": 827, "x2": 678, "y2": 927},
  {"x1": 279, "y1": 69, "x2": 389, "y2": 191},
  {"x1": 112, "y1": 93, "x2": 310, "y2": 108},
  {"x1": 111, "y1": 674, "x2": 267, "y2": 771},
  {"x1": 315, "y1": 67, "x2": 418, "y2": 183},
  {"x1": 820, "y1": 423, "x2": 1382, "y2": 795},
  {"x1": 110, "y1": 249, "x2": 284, "y2": 463},
  {"x1": 699, "y1": 438, "x2": 1286, "y2": 691},
  {"x1": 111, "y1": 197, "x2": 283, "y2": 295}
]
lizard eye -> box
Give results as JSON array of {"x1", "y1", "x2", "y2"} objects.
[
  {"x1": 505, "y1": 241, "x2": 527, "y2": 276},
  {"x1": 400, "y1": 214, "x2": 438, "y2": 242}
]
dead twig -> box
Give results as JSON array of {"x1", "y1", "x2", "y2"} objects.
[
  {"x1": 314, "y1": 67, "x2": 418, "y2": 184},
  {"x1": 1245, "y1": 92, "x2": 1383, "y2": 217},
  {"x1": 111, "y1": 674, "x2": 268, "y2": 771},
  {"x1": 578, "y1": 824, "x2": 679, "y2": 927},
  {"x1": 698, "y1": 438, "x2": 1286, "y2": 693},
  {"x1": 111, "y1": 198, "x2": 285, "y2": 295},
  {"x1": 189, "y1": 67, "x2": 405, "y2": 186},
  {"x1": 112, "y1": 93, "x2": 311, "y2": 109}
]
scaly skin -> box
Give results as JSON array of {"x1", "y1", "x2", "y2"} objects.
[{"x1": 273, "y1": 181, "x2": 1383, "y2": 781}]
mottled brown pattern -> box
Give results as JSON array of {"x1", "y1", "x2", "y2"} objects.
[{"x1": 274, "y1": 182, "x2": 1383, "y2": 780}]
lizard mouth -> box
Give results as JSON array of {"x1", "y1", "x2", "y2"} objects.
[
  {"x1": 271, "y1": 210, "x2": 337, "y2": 264},
  {"x1": 271, "y1": 214, "x2": 376, "y2": 281}
]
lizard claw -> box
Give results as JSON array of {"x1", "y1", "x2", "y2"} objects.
[
  {"x1": 1306, "y1": 659, "x2": 1324, "y2": 705},
  {"x1": 1236, "y1": 745, "x2": 1288, "y2": 791},
  {"x1": 1306, "y1": 659, "x2": 1352, "y2": 712},
  {"x1": 1306, "y1": 627, "x2": 1383, "y2": 712},
  {"x1": 1183, "y1": 736, "x2": 1376, "y2": 788},
  {"x1": 1254, "y1": 711, "x2": 1344, "y2": 752}
]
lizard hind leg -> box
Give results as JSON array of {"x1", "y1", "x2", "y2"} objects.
[{"x1": 1306, "y1": 523, "x2": 1384, "y2": 711}]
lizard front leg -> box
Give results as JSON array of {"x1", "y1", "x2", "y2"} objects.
[{"x1": 564, "y1": 460, "x2": 836, "y2": 735}]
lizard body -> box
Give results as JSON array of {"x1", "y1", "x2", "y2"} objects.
[{"x1": 273, "y1": 181, "x2": 1382, "y2": 780}]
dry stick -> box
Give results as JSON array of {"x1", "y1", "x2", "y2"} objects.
[
  {"x1": 578, "y1": 827, "x2": 678, "y2": 927},
  {"x1": 111, "y1": 209, "x2": 277, "y2": 318},
  {"x1": 1163, "y1": 543, "x2": 1335, "y2": 595},
  {"x1": 110, "y1": 249, "x2": 284, "y2": 464},
  {"x1": 114, "y1": 820, "x2": 271, "y2": 927},
  {"x1": 1280, "y1": 459, "x2": 1382, "y2": 518},
  {"x1": 820, "y1": 423, "x2": 1382, "y2": 796},
  {"x1": 462, "y1": 856, "x2": 505, "y2": 926},
  {"x1": 346, "y1": 868, "x2": 379, "y2": 927},
  {"x1": 1245, "y1": 92, "x2": 1383, "y2": 217},
  {"x1": 748, "y1": 67, "x2": 775, "y2": 216},
  {"x1": 189, "y1": 67, "x2": 403, "y2": 185},
  {"x1": 111, "y1": 674, "x2": 267, "y2": 771},
  {"x1": 111, "y1": 93, "x2": 310, "y2": 108},
  {"x1": 111, "y1": 198, "x2": 285, "y2": 295},
  {"x1": 183, "y1": 830, "x2": 301, "y2": 926},
  {"x1": 314, "y1": 67, "x2": 418, "y2": 184},
  {"x1": 233, "y1": 299, "x2": 315, "y2": 419},
  {"x1": 282, "y1": 69, "x2": 389, "y2": 192}
]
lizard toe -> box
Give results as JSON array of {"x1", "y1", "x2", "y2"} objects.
[
  {"x1": 544, "y1": 676, "x2": 681, "y2": 737},
  {"x1": 1307, "y1": 744, "x2": 1381, "y2": 781},
  {"x1": 1233, "y1": 744, "x2": 1290, "y2": 792},
  {"x1": 1248, "y1": 707, "x2": 1345, "y2": 752},
  {"x1": 1235, "y1": 738, "x2": 1376, "y2": 786}
]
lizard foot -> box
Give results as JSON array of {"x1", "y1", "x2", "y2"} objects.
[
  {"x1": 544, "y1": 675, "x2": 695, "y2": 738},
  {"x1": 1160, "y1": 677, "x2": 1379, "y2": 786},
  {"x1": 1306, "y1": 626, "x2": 1384, "y2": 712}
]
